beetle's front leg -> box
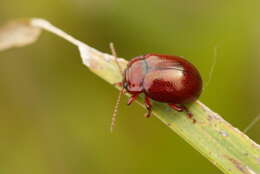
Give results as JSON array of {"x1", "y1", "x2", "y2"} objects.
[
  {"x1": 127, "y1": 93, "x2": 139, "y2": 105},
  {"x1": 144, "y1": 96, "x2": 152, "y2": 118}
]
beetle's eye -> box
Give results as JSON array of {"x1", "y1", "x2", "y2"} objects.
[{"x1": 123, "y1": 82, "x2": 128, "y2": 88}]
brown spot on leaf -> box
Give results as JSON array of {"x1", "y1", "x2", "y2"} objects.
[
  {"x1": 167, "y1": 123, "x2": 171, "y2": 126},
  {"x1": 224, "y1": 155, "x2": 253, "y2": 174},
  {"x1": 207, "y1": 114, "x2": 213, "y2": 121}
]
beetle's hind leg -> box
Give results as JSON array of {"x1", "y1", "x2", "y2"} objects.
[
  {"x1": 144, "y1": 96, "x2": 152, "y2": 118},
  {"x1": 168, "y1": 103, "x2": 185, "y2": 112},
  {"x1": 168, "y1": 104, "x2": 196, "y2": 123}
]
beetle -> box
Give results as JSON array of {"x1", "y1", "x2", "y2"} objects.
[
  {"x1": 110, "y1": 50, "x2": 202, "y2": 131},
  {"x1": 122, "y1": 53, "x2": 202, "y2": 117}
]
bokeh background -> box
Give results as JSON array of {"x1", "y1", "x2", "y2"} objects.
[{"x1": 0, "y1": 0, "x2": 259, "y2": 174}]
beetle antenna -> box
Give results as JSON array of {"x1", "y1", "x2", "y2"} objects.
[
  {"x1": 109, "y1": 42, "x2": 125, "y2": 132},
  {"x1": 111, "y1": 88, "x2": 124, "y2": 133},
  {"x1": 110, "y1": 42, "x2": 123, "y2": 75},
  {"x1": 243, "y1": 114, "x2": 260, "y2": 133}
]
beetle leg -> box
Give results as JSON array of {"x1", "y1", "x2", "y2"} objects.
[
  {"x1": 144, "y1": 96, "x2": 152, "y2": 118},
  {"x1": 168, "y1": 104, "x2": 196, "y2": 123},
  {"x1": 127, "y1": 93, "x2": 139, "y2": 105},
  {"x1": 168, "y1": 103, "x2": 184, "y2": 112}
]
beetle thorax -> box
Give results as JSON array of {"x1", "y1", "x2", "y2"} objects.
[{"x1": 123, "y1": 57, "x2": 147, "y2": 94}]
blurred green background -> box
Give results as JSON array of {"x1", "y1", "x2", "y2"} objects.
[{"x1": 0, "y1": 0, "x2": 259, "y2": 174}]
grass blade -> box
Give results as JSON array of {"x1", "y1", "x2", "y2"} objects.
[{"x1": 0, "y1": 18, "x2": 259, "y2": 174}]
